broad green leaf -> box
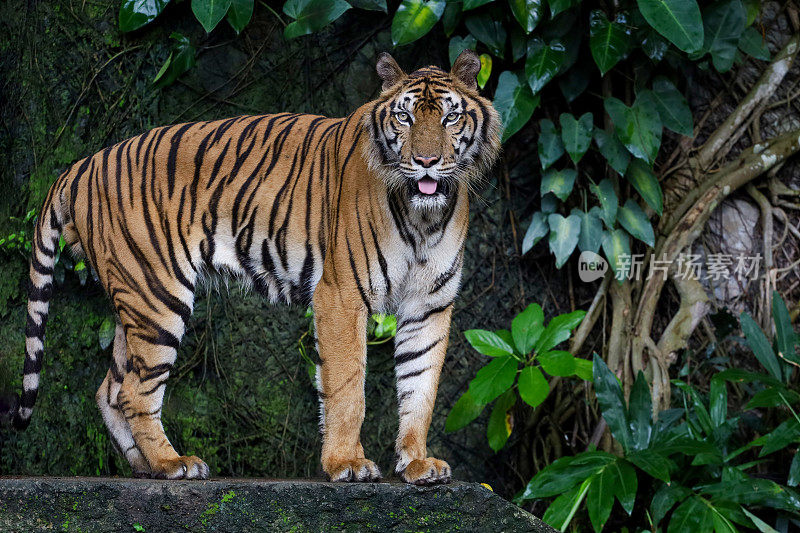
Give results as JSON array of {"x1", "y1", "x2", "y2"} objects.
[
  {"x1": 573, "y1": 207, "x2": 603, "y2": 253},
  {"x1": 574, "y1": 358, "x2": 594, "y2": 381},
  {"x1": 542, "y1": 480, "x2": 590, "y2": 530},
  {"x1": 520, "y1": 451, "x2": 616, "y2": 499},
  {"x1": 649, "y1": 77, "x2": 694, "y2": 137},
  {"x1": 741, "y1": 507, "x2": 780, "y2": 533},
  {"x1": 739, "y1": 26, "x2": 770, "y2": 60},
  {"x1": 227, "y1": 0, "x2": 254, "y2": 33},
  {"x1": 740, "y1": 311, "x2": 783, "y2": 380},
  {"x1": 593, "y1": 128, "x2": 630, "y2": 176},
  {"x1": 541, "y1": 168, "x2": 577, "y2": 202},
  {"x1": 674, "y1": 381, "x2": 715, "y2": 436},
  {"x1": 593, "y1": 354, "x2": 631, "y2": 451},
  {"x1": 152, "y1": 33, "x2": 197, "y2": 88},
  {"x1": 469, "y1": 356, "x2": 519, "y2": 404},
  {"x1": 487, "y1": 389, "x2": 516, "y2": 451},
  {"x1": 465, "y1": 13, "x2": 507, "y2": 56},
  {"x1": 536, "y1": 309, "x2": 586, "y2": 352},
  {"x1": 560, "y1": 112, "x2": 593, "y2": 164},
  {"x1": 772, "y1": 291, "x2": 798, "y2": 367},
  {"x1": 668, "y1": 496, "x2": 714, "y2": 533},
  {"x1": 697, "y1": 477, "x2": 800, "y2": 513},
  {"x1": 509, "y1": 0, "x2": 543, "y2": 33},
  {"x1": 591, "y1": 178, "x2": 619, "y2": 227},
  {"x1": 702, "y1": 0, "x2": 746, "y2": 72},
  {"x1": 714, "y1": 368, "x2": 782, "y2": 387},
  {"x1": 538, "y1": 119, "x2": 564, "y2": 170},
  {"x1": 494, "y1": 71, "x2": 540, "y2": 143},
  {"x1": 541, "y1": 192, "x2": 558, "y2": 213},
  {"x1": 445, "y1": 389, "x2": 486, "y2": 431},
  {"x1": 612, "y1": 459, "x2": 638, "y2": 515},
  {"x1": 709, "y1": 377, "x2": 728, "y2": 427},
  {"x1": 449, "y1": 35, "x2": 478, "y2": 65},
  {"x1": 511, "y1": 26, "x2": 529, "y2": 61},
  {"x1": 348, "y1": 0, "x2": 388, "y2": 11},
  {"x1": 745, "y1": 385, "x2": 800, "y2": 409},
  {"x1": 463, "y1": 0, "x2": 493, "y2": 10},
  {"x1": 628, "y1": 371, "x2": 653, "y2": 451},
  {"x1": 525, "y1": 39, "x2": 567, "y2": 94},
  {"x1": 442, "y1": 0, "x2": 462, "y2": 36},
  {"x1": 518, "y1": 365, "x2": 550, "y2": 408},
  {"x1": 757, "y1": 418, "x2": 799, "y2": 457},
  {"x1": 522, "y1": 211, "x2": 549, "y2": 254},
  {"x1": 538, "y1": 350, "x2": 576, "y2": 376},
  {"x1": 119, "y1": 0, "x2": 170, "y2": 32},
  {"x1": 789, "y1": 453, "x2": 800, "y2": 487},
  {"x1": 512, "y1": 303, "x2": 545, "y2": 355},
  {"x1": 464, "y1": 329, "x2": 516, "y2": 357},
  {"x1": 652, "y1": 483, "x2": 691, "y2": 524},
  {"x1": 391, "y1": 0, "x2": 445, "y2": 46},
  {"x1": 628, "y1": 449, "x2": 673, "y2": 482},
  {"x1": 559, "y1": 63, "x2": 590, "y2": 102},
  {"x1": 193, "y1": 0, "x2": 233, "y2": 32},
  {"x1": 587, "y1": 468, "x2": 614, "y2": 532},
  {"x1": 617, "y1": 199, "x2": 655, "y2": 247},
  {"x1": 605, "y1": 95, "x2": 662, "y2": 164},
  {"x1": 602, "y1": 229, "x2": 632, "y2": 280},
  {"x1": 642, "y1": 28, "x2": 670, "y2": 60},
  {"x1": 477, "y1": 53, "x2": 492, "y2": 89},
  {"x1": 548, "y1": 213, "x2": 581, "y2": 268},
  {"x1": 589, "y1": 10, "x2": 632, "y2": 75},
  {"x1": 625, "y1": 158, "x2": 663, "y2": 215},
  {"x1": 495, "y1": 329, "x2": 514, "y2": 347},
  {"x1": 637, "y1": 0, "x2": 704, "y2": 53},
  {"x1": 98, "y1": 318, "x2": 116, "y2": 350},
  {"x1": 548, "y1": 0, "x2": 578, "y2": 18}
]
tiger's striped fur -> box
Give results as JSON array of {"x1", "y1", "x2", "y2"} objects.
[{"x1": 11, "y1": 51, "x2": 500, "y2": 483}]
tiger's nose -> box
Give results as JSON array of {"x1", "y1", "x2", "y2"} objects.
[{"x1": 413, "y1": 154, "x2": 440, "y2": 168}]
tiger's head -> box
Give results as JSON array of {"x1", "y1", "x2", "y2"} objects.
[{"x1": 364, "y1": 50, "x2": 501, "y2": 210}]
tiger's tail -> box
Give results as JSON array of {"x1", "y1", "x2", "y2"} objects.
[{"x1": 10, "y1": 181, "x2": 66, "y2": 430}]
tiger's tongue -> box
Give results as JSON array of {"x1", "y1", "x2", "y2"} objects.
[{"x1": 417, "y1": 177, "x2": 438, "y2": 195}]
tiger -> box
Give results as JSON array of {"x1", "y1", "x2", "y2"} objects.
[{"x1": 6, "y1": 50, "x2": 501, "y2": 484}]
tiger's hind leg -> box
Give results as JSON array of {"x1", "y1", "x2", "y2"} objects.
[{"x1": 95, "y1": 322, "x2": 150, "y2": 476}]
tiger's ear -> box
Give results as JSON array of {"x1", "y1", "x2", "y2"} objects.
[
  {"x1": 451, "y1": 49, "x2": 481, "y2": 90},
  {"x1": 376, "y1": 53, "x2": 406, "y2": 91}
]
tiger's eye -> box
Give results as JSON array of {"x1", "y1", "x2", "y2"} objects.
[
  {"x1": 394, "y1": 112, "x2": 410, "y2": 123},
  {"x1": 445, "y1": 112, "x2": 461, "y2": 123}
]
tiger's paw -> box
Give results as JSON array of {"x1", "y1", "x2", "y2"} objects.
[
  {"x1": 399, "y1": 458, "x2": 451, "y2": 485},
  {"x1": 150, "y1": 455, "x2": 210, "y2": 480},
  {"x1": 325, "y1": 458, "x2": 382, "y2": 482}
]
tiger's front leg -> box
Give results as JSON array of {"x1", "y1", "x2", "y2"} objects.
[
  {"x1": 393, "y1": 304, "x2": 453, "y2": 485},
  {"x1": 313, "y1": 281, "x2": 382, "y2": 482}
]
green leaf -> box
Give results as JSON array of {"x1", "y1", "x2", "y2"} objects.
[
  {"x1": 119, "y1": 0, "x2": 170, "y2": 32},
  {"x1": 698, "y1": 476, "x2": 800, "y2": 513},
  {"x1": 522, "y1": 211, "x2": 549, "y2": 254},
  {"x1": 651, "y1": 483, "x2": 691, "y2": 524},
  {"x1": 602, "y1": 229, "x2": 632, "y2": 281},
  {"x1": 758, "y1": 418, "x2": 799, "y2": 457},
  {"x1": 593, "y1": 354, "x2": 631, "y2": 451},
  {"x1": 227, "y1": 0, "x2": 254, "y2": 33},
  {"x1": 741, "y1": 507, "x2": 780, "y2": 533},
  {"x1": 284, "y1": 0, "x2": 351, "y2": 39},
  {"x1": 463, "y1": 0, "x2": 493, "y2": 10},
  {"x1": 628, "y1": 371, "x2": 653, "y2": 451},
  {"x1": 347, "y1": 0, "x2": 387, "y2": 11},
  {"x1": 193, "y1": 0, "x2": 233, "y2": 32},
  {"x1": 702, "y1": 0, "x2": 746, "y2": 72},
  {"x1": 464, "y1": 329, "x2": 516, "y2": 357},
  {"x1": 152, "y1": 32, "x2": 197, "y2": 88},
  {"x1": 469, "y1": 356, "x2": 519, "y2": 404},
  {"x1": 536, "y1": 309, "x2": 585, "y2": 352},
  {"x1": 547, "y1": 0, "x2": 578, "y2": 18},
  {"x1": 525, "y1": 39, "x2": 567, "y2": 94},
  {"x1": 538, "y1": 119, "x2": 564, "y2": 170},
  {"x1": 617, "y1": 199, "x2": 655, "y2": 247},
  {"x1": 642, "y1": 28, "x2": 670, "y2": 60},
  {"x1": 573, "y1": 358, "x2": 593, "y2": 381},
  {"x1": 589, "y1": 10, "x2": 632, "y2": 75},
  {"x1": 465, "y1": 13, "x2": 507, "y2": 57},
  {"x1": 593, "y1": 128, "x2": 631, "y2": 176},
  {"x1": 587, "y1": 468, "x2": 614, "y2": 532},
  {"x1": 477, "y1": 53, "x2": 492, "y2": 89},
  {"x1": 548, "y1": 213, "x2": 581, "y2": 269},
  {"x1": 445, "y1": 389, "x2": 486, "y2": 431},
  {"x1": 487, "y1": 389, "x2": 516, "y2": 451},
  {"x1": 98, "y1": 318, "x2": 116, "y2": 350},
  {"x1": 668, "y1": 496, "x2": 714, "y2": 533},
  {"x1": 509, "y1": 0, "x2": 543, "y2": 33},
  {"x1": 625, "y1": 158, "x2": 663, "y2": 215},
  {"x1": 512, "y1": 303, "x2": 545, "y2": 355},
  {"x1": 538, "y1": 350, "x2": 576, "y2": 376},
  {"x1": 709, "y1": 377, "x2": 727, "y2": 427},
  {"x1": 518, "y1": 365, "x2": 550, "y2": 408},
  {"x1": 560, "y1": 112, "x2": 593, "y2": 165},
  {"x1": 449, "y1": 35, "x2": 477, "y2": 65},
  {"x1": 391, "y1": 0, "x2": 445, "y2": 45},
  {"x1": 738, "y1": 26, "x2": 770, "y2": 60},
  {"x1": 521, "y1": 451, "x2": 616, "y2": 499},
  {"x1": 559, "y1": 62, "x2": 590, "y2": 103},
  {"x1": 649, "y1": 77, "x2": 694, "y2": 137},
  {"x1": 628, "y1": 449, "x2": 673, "y2": 482},
  {"x1": 542, "y1": 480, "x2": 591, "y2": 530},
  {"x1": 442, "y1": 0, "x2": 462, "y2": 36},
  {"x1": 573, "y1": 207, "x2": 603, "y2": 254},
  {"x1": 591, "y1": 178, "x2": 619, "y2": 227},
  {"x1": 745, "y1": 385, "x2": 800, "y2": 409},
  {"x1": 772, "y1": 291, "x2": 798, "y2": 367},
  {"x1": 612, "y1": 459, "x2": 638, "y2": 515},
  {"x1": 541, "y1": 168, "x2": 577, "y2": 202},
  {"x1": 636, "y1": 0, "x2": 704, "y2": 53},
  {"x1": 494, "y1": 71, "x2": 540, "y2": 143},
  {"x1": 605, "y1": 95, "x2": 662, "y2": 164},
  {"x1": 789, "y1": 453, "x2": 800, "y2": 487},
  {"x1": 740, "y1": 311, "x2": 783, "y2": 380},
  {"x1": 495, "y1": 329, "x2": 514, "y2": 347}
]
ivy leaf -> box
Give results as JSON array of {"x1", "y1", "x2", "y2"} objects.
[
  {"x1": 525, "y1": 39, "x2": 567, "y2": 94},
  {"x1": 560, "y1": 112, "x2": 593, "y2": 164},
  {"x1": 625, "y1": 158, "x2": 663, "y2": 215},
  {"x1": 593, "y1": 128, "x2": 630, "y2": 176},
  {"x1": 477, "y1": 53, "x2": 492, "y2": 89},
  {"x1": 522, "y1": 211, "x2": 549, "y2": 254},
  {"x1": 559, "y1": 62, "x2": 590, "y2": 102},
  {"x1": 449, "y1": 35, "x2": 477, "y2": 65},
  {"x1": 702, "y1": 0, "x2": 746, "y2": 72},
  {"x1": 487, "y1": 389, "x2": 516, "y2": 452},
  {"x1": 538, "y1": 119, "x2": 565, "y2": 170},
  {"x1": 518, "y1": 366, "x2": 550, "y2": 408},
  {"x1": 193, "y1": 0, "x2": 233, "y2": 33},
  {"x1": 391, "y1": 0, "x2": 444, "y2": 46},
  {"x1": 572, "y1": 207, "x2": 603, "y2": 253},
  {"x1": 494, "y1": 71, "x2": 540, "y2": 143},
  {"x1": 548, "y1": 0, "x2": 578, "y2": 18},
  {"x1": 738, "y1": 26, "x2": 770, "y2": 61},
  {"x1": 508, "y1": 0, "x2": 544, "y2": 33},
  {"x1": 227, "y1": 0, "x2": 254, "y2": 33},
  {"x1": 98, "y1": 318, "x2": 116, "y2": 350},
  {"x1": 464, "y1": 329, "x2": 516, "y2": 357},
  {"x1": 617, "y1": 199, "x2": 655, "y2": 247},
  {"x1": 284, "y1": 0, "x2": 351, "y2": 39},
  {"x1": 538, "y1": 350, "x2": 576, "y2": 376},
  {"x1": 648, "y1": 77, "x2": 694, "y2": 137},
  {"x1": 442, "y1": 0, "x2": 462, "y2": 36},
  {"x1": 119, "y1": 0, "x2": 170, "y2": 32},
  {"x1": 541, "y1": 168, "x2": 577, "y2": 202},
  {"x1": 589, "y1": 10, "x2": 632, "y2": 75},
  {"x1": 591, "y1": 178, "x2": 619, "y2": 227},
  {"x1": 604, "y1": 95, "x2": 662, "y2": 164},
  {"x1": 512, "y1": 303, "x2": 545, "y2": 355},
  {"x1": 548, "y1": 213, "x2": 581, "y2": 269},
  {"x1": 469, "y1": 356, "x2": 519, "y2": 404},
  {"x1": 445, "y1": 389, "x2": 486, "y2": 432},
  {"x1": 602, "y1": 229, "x2": 632, "y2": 281},
  {"x1": 636, "y1": 0, "x2": 704, "y2": 53},
  {"x1": 465, "y1": 13, "x2": 507, "y2": 57}
]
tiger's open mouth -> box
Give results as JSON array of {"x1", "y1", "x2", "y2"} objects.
[{"x1": 410, "y1": 176, "x2": 450, "y2": 199}]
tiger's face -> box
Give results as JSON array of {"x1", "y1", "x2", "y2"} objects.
[{"x1": 365, "y1": 51, "x2": 501, "y2": 210}]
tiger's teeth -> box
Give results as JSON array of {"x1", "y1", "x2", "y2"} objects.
[{"x1": 417, "y1": 177, "x2": 437, "y2": 194}]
